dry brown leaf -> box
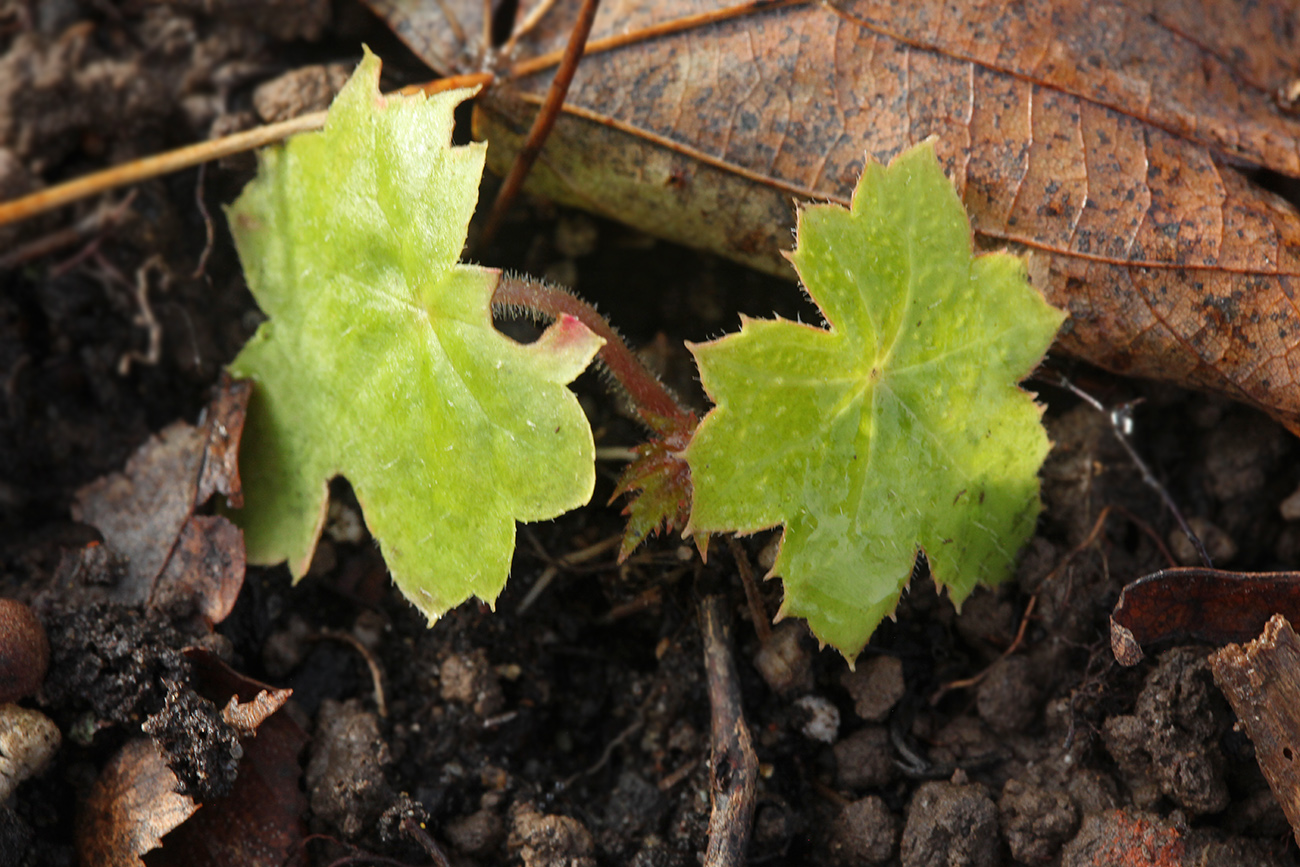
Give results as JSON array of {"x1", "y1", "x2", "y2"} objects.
[
  {"x1": 146, "y1": 650, "x2": 308, "y2": 867},
  {"x1": 77, "y1": 653, "x2": 307, "y2": 867},
  {"x1": 77, "y1": 738, "x2": 198, "y2": 867},
  {"x1": 220, "y1": 687, "x2": 292, "y2": 736},
  {"x1": 369, "y1": 0, "x2": 1300, "y2": 430},
  {"x1": 70, "y1": 376, "x2": 250, "y2": 622}
]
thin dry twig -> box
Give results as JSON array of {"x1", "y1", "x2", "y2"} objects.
[
  {"x1": 400, "y1": 816, "x2": 453, "y2": 867},
  {"x1": 479, "y1": 0, "x2": 603, "y2": 245},
  {"x1": 311, "y1": 628, "x2": 388, "y2": 718},
  {"x1": 0, "y1": 73, "x2": 494, "y2": 229},
  {"x1": 727, "y1": 538, "x2": 771, "y2": 644},
  {"x1": 516, "y1": 533, "x2": 623, "y2": 613},
  {"x1": 0, "y1": 192, "x2": 137, "y2": 270},
  {"x1": 699, "y1": 594, "x2": 758, "y2": 867},
  {"x1": 1055, "y1": 375, "x2": 1210, "y2": 567}
]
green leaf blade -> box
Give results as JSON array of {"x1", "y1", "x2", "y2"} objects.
[
  {"x1": 687, "y1": 140, "x2": 1065, "y2": 660},
  {"x1": 228, "y1": 49, "x2": 603, "y2": 621}
]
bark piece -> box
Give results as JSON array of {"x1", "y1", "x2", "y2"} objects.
[{"x1": 1209, "y1": 613, "x2": 1300, "y2": 846}]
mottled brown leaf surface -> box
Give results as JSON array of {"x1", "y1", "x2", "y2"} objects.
[
  {"x1": 369, "y1": 0, "x2": 1300, "y2": 429},
  {"x1": 71, "y1": 376, "x2": 249, "y2": 621}
]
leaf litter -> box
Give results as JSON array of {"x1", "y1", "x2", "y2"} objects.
[
  {"x1": 373, "y1": 0, "x2": 1300, "y2": 433},
  {"x1": 8, "y1": 2, "x2": 1300, "y2": 864}
]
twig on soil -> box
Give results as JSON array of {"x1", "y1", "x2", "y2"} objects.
[
  {"x1": 931, "y1": 595, "x2": 1038, "y2": 703},
  {"x1": 515, "y1": 533, "x2": 622, "y2": 613},
  {"x1": 560, "y1": 714, "x2": 644, "y2": 788},
  {"x1": 399, "y1": 816, "x2": 453, "y2": 867},
  {"x1": 478, "y1": 0, "x2": 603, "y2": 245},
  {"x1": 0, "y1": 74, "x2": 494, "y2": 229},
  {"x1": 727, "y1": 538, "x2": 771, "y2": 644},
  {"x1": 933, "y1": 502, "x2": 1176, "y2": 703},
  {"x1": 310, "y1": 628, "x2": 388, "y2": 718},
  {"x1": 1054, "y1": 376, "x2": 1211, "y2": 567},
  {"x1": 699, "y1": 594, "x2": 758, "y2": 867},
  {"x1": 0, "y1": 192, "x2": 136, "y2": 270},
  {"x1": 657, "y1": 757, "x2": 700, "y2": 791}
]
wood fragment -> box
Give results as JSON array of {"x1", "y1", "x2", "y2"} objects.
[
  {"x1": 1208, "y1": 614, "x2": 1300, "y2": 846},
  {"x1": 699, "y1": 594, "x2": 758, "y2": 867},
  {"x1": 0, "y1": 73, "x2": 492, "y2": 229}
]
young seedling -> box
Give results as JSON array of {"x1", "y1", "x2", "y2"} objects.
[{"x1": 227, "y1": 52, "x2": 1063, "y2": 659}]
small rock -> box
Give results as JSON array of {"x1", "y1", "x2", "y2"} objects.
[
  {"x1": 834, "y1": 726, "x2": 896, "y2": 790},
  {"x1": 900, "y1": 779, "x2": 999, "y2": 867},
  {"x1": 794, "y1": 694, "x2": 840, "y2": 744},
  {"x1": 998, "y1": 778, "x2": 1078, "y2": 864},
  {"x1": 305, "y1": 698, "x2": 392, "y2": 839},
  {"x1": 975, "y1": 656, "x2": 1041, "y2": 734},
  {"x1": 840, "y1": 655, "x2": 905, "y2": 722},
  {"x1": 554, "y1": 215, "x2": 599, "y2": 258},
  {"x1": 1101, "y1": 647, "x2": 1230, "y2": 817},
  {"x1": 508, "y1": 801, "x2": 596, "y2": 867},
  {"x1": 1168, "y1": 517, "x2": 1236, "y2": 566},
  {"x1": 1060, "y1": 810, "x2": 1181, "y2": 867},
  {"x1": 445, "y1": 807, "x2": 505, "y2": 856},
  {"x1": 1281, "y1": 482, "x2": 1300, "y2": 521},
  {"x1": 261, "y1": 614, "x2": 312, "y2": 679},
  {"x1": 1204, "y1": 415, "x2": 1286, "y2": 503},
  {"x1": 754, "y1": 621, "x2": 814, "y2": 695},
  {"x1": 440, "y1": 649, "x2": 506, "y2": 717},
  {"x1": 953, "y1": 587, "x2": 1018, "y2": 659},
  {"x1": 252, "y1": 63, "x2": 351, "y2": 124},
  {"x1": 0, "y1": 704, "x2": 61, "y2": 800},
  {"x1": 826, "y1": 796, "x2": 898, "y2": 865}
]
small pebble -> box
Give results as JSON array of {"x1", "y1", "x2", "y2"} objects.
[
  {"x1": 1281, "y1": 483, "x2": 1300, "y2": 521},
  {"x1": 1168, "y1": 517, "x2": 1237, "y2": 566},
  {"x1": 0, "y1": 704, "x2": 61, "y2": 800},
  {"x1": 841, "y1": 655, "x2": 905, "y2": 722},
  {"x1": 794, "y1": 694, "x2": 840, "y2": 744}
]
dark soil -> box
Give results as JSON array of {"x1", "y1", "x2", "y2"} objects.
[{"x1": 3, "y1": 2, "x2": 1300, "y2": 866}]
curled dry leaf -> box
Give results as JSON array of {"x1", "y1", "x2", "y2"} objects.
[
  {"x1": 370, "y1": 0, "x2": 1300, "y2": 431},
  {"x1": 78, "y1": 738, "x2": 198, "y2": 867},
  {"x1": 79, "y1": 650, "x2": 307, "y2": 867},
  {"x1": 70, "y1": 375, "x2": 249, "y2": 625},
  {"x1": 1110, "y1": 567, "x2": 1300, "y2": 665}
]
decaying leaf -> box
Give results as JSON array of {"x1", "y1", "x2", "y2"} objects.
[
  {"x1": 369, "y1": 0, "x2": 1300, "y2": 432},
  {"x1": 147, "y1": 651, "x2": 308, "y2": 867},
  {"x1": 1111, "y1": 567, "x2": 1300, "y2": 665},
  {"x1": 686, "y1": 142, "x2": 1063, "y2": 659},
  {"x1": 227, "y1": 50, "x2": 603, "y2": 620},
  {"x1": 77, "y1": 738, "x2": 198, "y2": 867},
  {"x1": 78, "y1": 651, "x2": 307, "y2": 867},
  {"x1": 71, "y1": 375, "x2": 249, "y2": 625}
]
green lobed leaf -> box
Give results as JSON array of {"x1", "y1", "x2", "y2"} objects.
[
  {"x1": 227, "y1": 49, "x2": 603, "y2": 621},
  {"x1": 685, "y1": 140, "x2": 1065, "y2": 661}
]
